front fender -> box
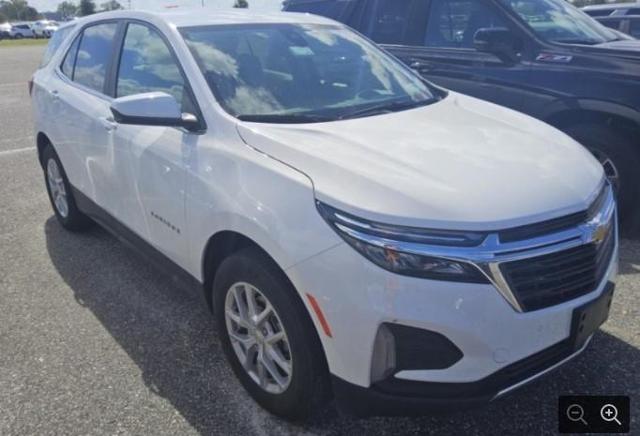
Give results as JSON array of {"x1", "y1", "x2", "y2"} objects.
[{"x1": 186, "y1": 138, "x2": 342, "y2": 283}]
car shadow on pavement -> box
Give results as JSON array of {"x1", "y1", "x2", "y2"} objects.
[{"x1": 44, "y1": 217, "x2": 639, "y2": 435}]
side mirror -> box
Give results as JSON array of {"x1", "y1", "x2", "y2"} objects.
[
  {"x1": 473, "y1": 27, "x2": 521, "y2": 62},
  {"x1": 110, "y1": 92, "x2": 200, "y2": 131}
]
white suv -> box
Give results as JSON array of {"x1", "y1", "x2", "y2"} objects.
[
  {"x1": 31, "y1": 10, "x2": 618, "y2": 420},
  {"x1": 9, "y1": 23, "x2": 35, "y2": 39},
  {"x1": 32, "y1": 20, "x2": 59, "y2": 38}
]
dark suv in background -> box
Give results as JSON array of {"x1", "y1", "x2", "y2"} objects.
[
  {"x1": 596, "y1": 15, "x2": 640, "y2": 39},
  {"x1": 582, "y1": 2, "x2": 640, "y2": 18},
  {"x1": 284, "y1": 0, "x2": 640, "y2": 236},
  {"x1": 583, "y1": 2, "x2": 640, "y2": 38}
]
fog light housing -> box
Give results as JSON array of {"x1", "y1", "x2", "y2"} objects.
[
  {"x1": 371, "y1": 323, "x2": 464, "y2": 383},
  {"x1": 371, "y1": 324, "x2": 397, "y2": 383}
]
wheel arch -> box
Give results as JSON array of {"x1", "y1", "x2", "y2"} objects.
[
  {"x1": 201, "y1": 229, "x2": 332, "y2": 379},
  {"x1": 36, "y1": 132, "x2": 53, "y2": 168},
  {"x1": 201, "y1": 230, "x2": 262, "y2": 311},
  {"x1": 543, "y1": 100, "x2": 640, "y2": 146}
]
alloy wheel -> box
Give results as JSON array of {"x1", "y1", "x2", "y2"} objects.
[
  {"x1": 224, "y1": 282, "x2": 293, "y2": 394},
  {"x1": 47, "y1": 158, "x2": 69, "y2": 218}
]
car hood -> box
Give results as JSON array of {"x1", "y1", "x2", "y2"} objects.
[
  {"x1": 597, "y1": 39, "x2": 640, "y2": 51},
  {"x1": 585, "y1": 39, "x2": 640, "y2": 61},
  {"x1": 236, "y1": 93, "x2": 604, "y2": 231}
]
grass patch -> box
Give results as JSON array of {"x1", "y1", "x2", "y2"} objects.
[{"x1": 0, "y1": 38, "x2": 48, "y2": 48}]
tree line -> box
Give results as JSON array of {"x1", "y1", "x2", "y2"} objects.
[
  {"x1": 0, "y1": 0, "x2": 253, "y2": 24},
  {"x1": 0, "y1": 0, "x2": 123, "y2": 23},
  {"x1": 56, "y1": 0, "x2": 123, "y2": 19}
]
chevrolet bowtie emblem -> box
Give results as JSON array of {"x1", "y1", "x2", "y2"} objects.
[{"x1": 592, "y1": 223, "x2": 609, "y2": 244}]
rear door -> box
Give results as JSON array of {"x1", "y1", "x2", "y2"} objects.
[{"x1": 46, "y1": 21, "x2": 123, "y2": 214}]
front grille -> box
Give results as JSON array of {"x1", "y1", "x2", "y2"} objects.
[
  {"x1": 500, "y1": 221, "x2": 615, "y2": 312},
  {"x1": 499, "y1": 183, "x2": 608, "y2": 243}
]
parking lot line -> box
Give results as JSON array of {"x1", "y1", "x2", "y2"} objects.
[
  {"x1": 0, "y1": 145, "x2": 35, "y2": 157},
  {"x1": 0, "y1": 81, "x2": 26, "y2": 88},
  {"x1": 0, "y1": 135, "x2": 34, "y2": 144}
]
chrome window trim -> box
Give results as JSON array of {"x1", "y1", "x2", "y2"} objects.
[{"x1": 334, "y1": 184, "x2": 616, "y2": 313}]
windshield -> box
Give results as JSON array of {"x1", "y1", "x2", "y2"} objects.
[
  {"x1": 500, "y1": 0, "x2": 618, "y2": 44},
  {"x1": 180, "y1": 24, "x2": 437, "y2": 122}
]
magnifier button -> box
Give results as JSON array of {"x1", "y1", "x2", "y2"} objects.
[
  {"x1": 600, "y1": 404, "x2": 622, "y2": 425},
  {"x1": 567, "y1": 404, "x2": 588, "y2": 426}
]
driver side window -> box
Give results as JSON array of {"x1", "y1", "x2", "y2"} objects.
[
  {"x1": 425, "y1": 0, "x2": 507, "y2": 48},
  {"x1": 116, "y1": 23, "x2": 188, "y2": 109}
]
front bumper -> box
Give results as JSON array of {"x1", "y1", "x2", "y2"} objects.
[
  {"x1": 285, "y1": 230, "x2": 618, "y2": 415},
  {"x1": 329, "y1": 277, "x2": 615, "y2": 417},
  {"x1": 331, "y1": 333, "x2": 593, "y2": 417}
]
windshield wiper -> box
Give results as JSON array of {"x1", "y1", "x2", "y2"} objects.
[
  {"x1": 237, "y1": 99, "x2": 432, "y2": 124},
  {"x1": 237, "y1": 114, "x2": 335, "y2": 124},
  {"x1": 338, "y1": 99, "x2": 429, "y2": 121}
]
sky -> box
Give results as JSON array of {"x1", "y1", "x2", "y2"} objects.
[{"x1": 28, "y1": 0, "x2": 284, "y2": 13}]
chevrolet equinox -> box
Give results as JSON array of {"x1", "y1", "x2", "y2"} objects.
[{"x1": 31, "y1": 10, "x2": 618, "y2": 419}]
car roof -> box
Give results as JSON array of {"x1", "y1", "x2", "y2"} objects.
[{"x1": 75, "y1": 9, "x2": 339, "y2": 28}]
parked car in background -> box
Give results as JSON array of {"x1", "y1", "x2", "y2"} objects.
[
  {"x1": 0, "y1": 22, "x2": 11, "y2": 39},
  {"x1": 582, "y1": 2, "x2": 640, "y2": 17},
  {"x1": 594, "y1": 14, "x2": 640, "y2": 38},
  {"x1": 9, "y1": 23, "x2": 35, "y2": 39},
  {"x1": 32, "y1": 20, "x2": 59, "y2": 38},
  {"x1": 31, "y1": 10, "x2": 618, "y2": 419},
  {"x1": 284, "y1": 0, "x2": 640, "y2": 237}
]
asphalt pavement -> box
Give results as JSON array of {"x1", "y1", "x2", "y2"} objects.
[{"x1": 0, "y1": 44, "x2": 638, "y2": 436}]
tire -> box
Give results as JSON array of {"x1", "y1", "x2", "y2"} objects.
[
  {"x1": 565, "y1": 124, "x2": 640, "y2": 238},
  {"x1": 42, "y1": 144, "x2": 93, "y2": 232},
  {"x1": 212, "y1": 247, "x2": 330, "y2": 421}
]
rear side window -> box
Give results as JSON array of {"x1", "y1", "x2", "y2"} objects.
[
  {"x1": 40, "y1": 25, "x2": 76, "y2": 68},
  {"x1": 61, "y1": 35, "x2": 80, "y2": 78},
  {"x1": 425, "y1": 0, "x2": 508, "y2": 48},
  {"x1": 73, "y1": 22, "x2": 119, "y2": 93},
  {"x1": 599, "y1": 19, "x2": 622, "y2": 31},
  {"x1": 584, "y1": 9, "x2": 613, "y2": 17},
  {"x1": 116, "y1": 23, "x2": 185, "y2": 104},
  {"x1": 367, "y1": 0, "x2": 429, "y2": 45},
  {"x1": 628, "y1": 8, "x2": 640, "y2": 15}
]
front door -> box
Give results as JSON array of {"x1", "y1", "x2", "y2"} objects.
[{"x1": 109, "y1": 21, "x2": 200, "y2": 269}]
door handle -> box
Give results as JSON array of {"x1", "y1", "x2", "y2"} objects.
[
  {"x1": 49, "y1": 89, "x2": 59, "y2": 100},
  {"x1": 99, "y1": 116, "x2": 118, "y2": 132}
]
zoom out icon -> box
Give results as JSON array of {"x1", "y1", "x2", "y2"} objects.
[{"x1": 567, "y1": 404, "x2": 588, "y2": 425}]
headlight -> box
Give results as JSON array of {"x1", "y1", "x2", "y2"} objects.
[{"x1": 317, "y1": 201, "x2": 490, "y2": 283}]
